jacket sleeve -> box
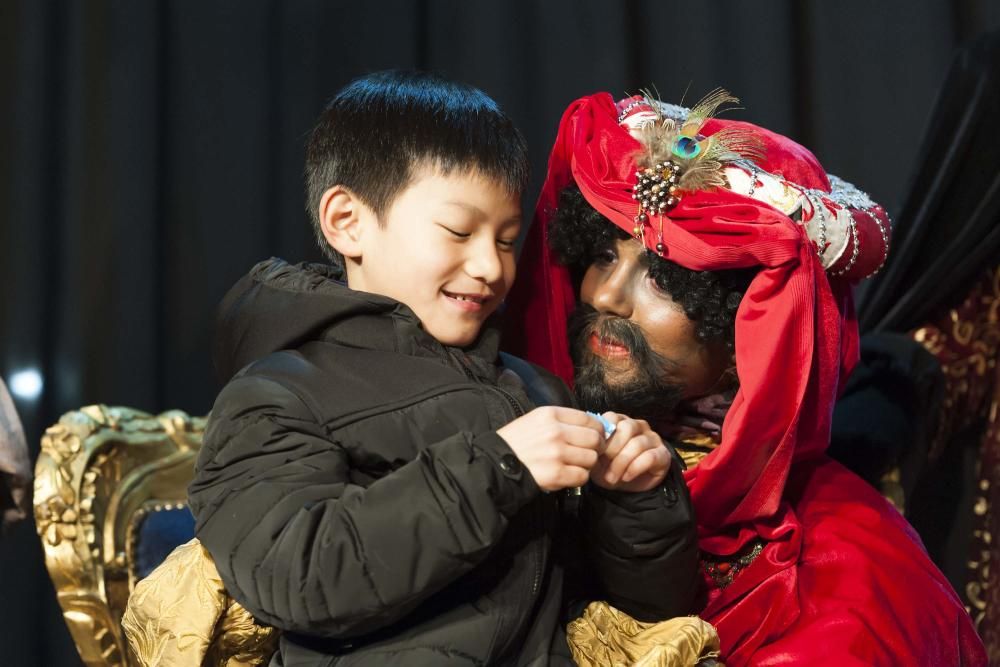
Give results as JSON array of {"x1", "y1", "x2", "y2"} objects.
[
  {"x1": 577, "y1": 452, "x2": 699, "y2": 621},
  {"x1": 188, "y1": 374, "x2": 539, "y2": 639}
]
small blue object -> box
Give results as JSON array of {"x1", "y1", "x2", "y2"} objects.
[{"x1": 587, "y1": 411, "x2": 617, "y2": 438}]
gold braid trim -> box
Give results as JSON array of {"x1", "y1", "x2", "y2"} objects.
[{"x1": 701, "y1": 540, "x2": 765, "y2": 589}]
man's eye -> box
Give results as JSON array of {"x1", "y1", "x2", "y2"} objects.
[
  {"x1": 648, "y1": 275, "x2": 672, "y2": 297},
  {"x1": 592, "y1": 248, "x2": 616, "y2": 264}
]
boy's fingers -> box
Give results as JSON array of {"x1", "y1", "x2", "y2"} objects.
[
  {"x1": 590, "y1": 456, "x2": 611, "y2": 480},
  {"x1": 545, "y1": 406, "x2": 605, "y2": 439},
  {"x1": 603, "y1": 418, "x2": 639, "y2": 459},
  {"x1": 548, "y1": 406, "x2": 603, "y2": 429},
  {"x1": 559, "y1": 465, "x2": 591, "y2": 489},
  {"x1": 601, "y1": 411, "x2": 624, "y2": 425},
  {"x1": 606, "y1": 435, "x2": 656, "y2": 482},
  {"x1": 560, "y1": 444, "x2": 600, "y2": 469},
  {"x1": 621, "y1": 446, "x2": 669, "y2": 483},
  {"x1": 560, "y1": 423, "x2": 604, "y2": 450}
]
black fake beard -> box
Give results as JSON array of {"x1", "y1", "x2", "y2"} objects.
[{"x1": 567, "y1": 303, "x2": 684, "y2": 424}]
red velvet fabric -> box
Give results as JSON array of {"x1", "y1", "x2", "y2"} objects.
[{"x1": 503, "y1": 92, "x2": 985, "y2": 665}]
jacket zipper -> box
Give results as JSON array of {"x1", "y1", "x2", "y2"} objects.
[
  {"x1": 485, "y1": 381, "x2": 545, "y2": 600},
  {"x1": 493, "y1": 384, "x2": 525, "y2": 419},
  {"x1": 451, "y1": 350, "x2": 547, "y2": 637}
]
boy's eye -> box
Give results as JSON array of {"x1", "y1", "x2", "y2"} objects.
[{"x1": 439, "y1": 224, "x2": 471, "y2": 239}]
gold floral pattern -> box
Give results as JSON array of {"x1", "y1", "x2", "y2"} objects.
[{"x1": 911, "y1": 266, "x2": 1000, "y2": 661}]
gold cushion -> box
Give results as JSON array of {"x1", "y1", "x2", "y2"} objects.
[
  {"x1": 567, "y1": 601, "x2": 722, "y2": 667},
  {"x1": 121, "y1": 538, "x2": 278, "y2": 667}
]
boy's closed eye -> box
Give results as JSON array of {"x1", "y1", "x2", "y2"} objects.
[
  {"x1": 437, "y1": 223, "x2": 518, "y2": 250},
  {"x1": 438, "y1": 223, "x2": 472, "y2": 239}
]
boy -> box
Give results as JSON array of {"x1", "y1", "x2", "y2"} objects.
[{"x1": 188, "y1": 71, "x2": 699, "y2": 666}]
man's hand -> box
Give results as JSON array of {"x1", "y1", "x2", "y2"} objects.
[
  {"x1": 496, "y1": 406, "x2": 605, "y2": 492},
  {"x1": 589, "y1": 413, "x2": 672, "y2": 493}
]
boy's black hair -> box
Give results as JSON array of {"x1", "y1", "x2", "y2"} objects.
[
  {"x1": 305, "y1": 70, "x2": 529, "y2": 266},
  {"x1": 549, "y1": 186, "x2": 755, "y2": 351}
]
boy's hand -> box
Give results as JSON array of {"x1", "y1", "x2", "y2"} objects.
[
  {"x1": 589, "y1": 413, "x2": 672, "y2": 493},
  {"x1": 496, "y1": 406, "x2": 605, "y2": 492}
]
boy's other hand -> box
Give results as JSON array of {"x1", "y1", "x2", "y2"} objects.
[
  {"x1": 589, "y1": 413, "x2": 672, "y2": 493},
  {"x1": 496, "y1": 406, "x2": 605, "y2": 492}
]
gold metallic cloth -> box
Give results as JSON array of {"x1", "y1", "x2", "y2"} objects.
[
  {"x1": 121, "y1": 538, "x2": 278, "y2": 667},
  {"x1": 567, "y1": 601, "x2": 722, "y2": 667}
]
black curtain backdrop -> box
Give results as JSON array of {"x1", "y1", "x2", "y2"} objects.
[
  {"x1": 858, "y1": 31, "x2": 1000, "y2": 334},
  {"x1": 2, "y1": 2, "x2": 999, "y2": 665}
]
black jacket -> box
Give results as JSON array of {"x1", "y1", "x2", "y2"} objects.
[{"x1": 189, "y1": 259, "x2": 698, "y2": 666}]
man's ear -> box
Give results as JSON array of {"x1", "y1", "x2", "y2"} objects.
[{"x1": 318, "y1": 185, "x2": 366, "y2": 259}]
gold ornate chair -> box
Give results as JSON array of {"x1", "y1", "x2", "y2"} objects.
[{"x1": 34, "y1": 405, "x2": 205, "y2": 667}]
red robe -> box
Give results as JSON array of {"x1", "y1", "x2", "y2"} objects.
[{"x1": 503, "y1": 92, "x2": 986, "y2": 665}]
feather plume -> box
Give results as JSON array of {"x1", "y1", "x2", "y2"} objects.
[
  {"x1": 631, "y1": 88, "x2": 765, "y2": 194},
  {"x1": 681, "y1": 88, "x2": 740, "y2": 135}
]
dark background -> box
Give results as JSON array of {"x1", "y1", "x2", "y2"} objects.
[{"x1": 2, "y1": 1, "x2": 999, "y2": 664}]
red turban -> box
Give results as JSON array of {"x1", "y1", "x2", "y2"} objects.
[{"x1": 504, "y1": 92, "x2": 985, "y2": 665}]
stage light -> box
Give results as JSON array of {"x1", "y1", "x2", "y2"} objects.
[{"x1": 8, "y1": 369, "x2": 43, "y2": 401}]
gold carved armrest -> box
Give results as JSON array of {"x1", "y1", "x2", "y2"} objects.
[{"x1": 34, "y1": 405, "x2": 205, "y2": 667}]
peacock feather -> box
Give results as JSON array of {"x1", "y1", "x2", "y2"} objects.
[{"x1": 632, "y1": 88, "x2": 765, "y2": 194}]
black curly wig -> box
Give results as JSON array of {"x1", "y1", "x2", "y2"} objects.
[{"x1": 548, "y1": 185, "x2": 755, "y2": 351}]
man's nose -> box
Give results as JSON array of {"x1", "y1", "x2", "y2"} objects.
[{"x1": 589, "y1": 266, "x2": 633, "y2": 318}]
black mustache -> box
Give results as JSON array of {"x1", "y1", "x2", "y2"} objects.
[
  {"x1": 566, "y1": 303, "x2": 684, "y2": 422},
  {"x1": 567, "y1": 303, "x2": 658, "y2": 367}
]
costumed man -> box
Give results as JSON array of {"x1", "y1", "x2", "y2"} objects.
[{"x1": 503, "y1": 90, "x2": 987, "y2": 665}]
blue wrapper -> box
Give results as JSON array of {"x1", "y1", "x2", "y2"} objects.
[{"x1": 587, "y1": 411, "x2": 617, "y2": 438}]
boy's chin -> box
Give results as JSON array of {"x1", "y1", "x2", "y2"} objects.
[
  {"x1": 430, "y1": 331, "x2": 477, "y2": 348},
  {"x1": 424, "y1": 321, "x2": 485, "y2": 348}
]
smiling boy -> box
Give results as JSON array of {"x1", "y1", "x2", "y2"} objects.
[{"x1": 187, "y1": 71, "x2": 699, "y2": 666}]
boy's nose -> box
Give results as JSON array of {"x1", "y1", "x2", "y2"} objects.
[{"x1": 465, "y1": 240, "x2": 505, "y2": 284}]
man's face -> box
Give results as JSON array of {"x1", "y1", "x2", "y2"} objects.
[{"x1": 571, "y1": 237, "x2": 730, "y2": 421}]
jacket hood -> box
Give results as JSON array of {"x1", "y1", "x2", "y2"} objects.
[{"x1": 214, "y1": 258, "x2": 500, "y2": 384}]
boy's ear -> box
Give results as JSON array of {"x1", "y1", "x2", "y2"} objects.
[{"x1": 319, "y1": 185, "x2": 366, "y2": 259}]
